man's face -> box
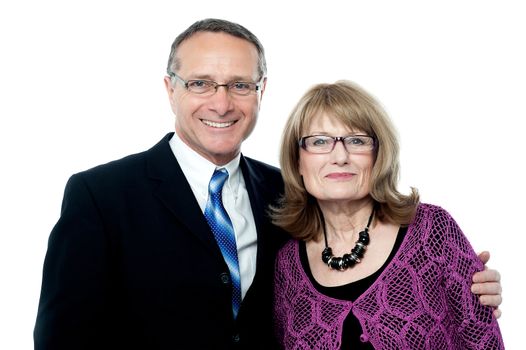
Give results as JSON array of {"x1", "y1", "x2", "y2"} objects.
[{"x1": 164, "y1": 31, "x2": 266, "y2": 165}]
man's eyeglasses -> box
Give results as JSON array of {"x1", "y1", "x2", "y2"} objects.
[
  {"x1": 168, "y1": 72, "x2": 263, "y2": 96},
  {"x1": 299, "y1": 135, "x2": 376, "y2": 154}
]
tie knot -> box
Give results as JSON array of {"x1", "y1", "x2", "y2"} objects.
[{"x1": 209, "y1": 168, "x2": 229, "y2": 195}]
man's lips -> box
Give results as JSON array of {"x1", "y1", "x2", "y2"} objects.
[{"x1": 201, "y1": 119, "x2": 236, "y2": 128}]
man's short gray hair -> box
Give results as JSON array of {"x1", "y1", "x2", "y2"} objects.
[{"x1": 166, "y1": 18, "x2": 267, "y2": 80}]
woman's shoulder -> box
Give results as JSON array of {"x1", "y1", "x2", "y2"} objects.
[
  {"x1": 415, "y1": 202, "x2": 449, "y2": 215},
  {"x1": 409, "y1": 202, "x2": 474, "y2": 261},
  {"x1": 276, "y1": 239, "x2": 304, "y2": 271},
  {"x1": 278, "y1": 238, "x2": 298, "y2": 256},
  {"x1": 412, "y1": 202, "x2": 456, "y2": 226}
]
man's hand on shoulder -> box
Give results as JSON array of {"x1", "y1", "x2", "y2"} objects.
[{"x1": 472, "y1": 251, "x2": 502, "y2": 319}]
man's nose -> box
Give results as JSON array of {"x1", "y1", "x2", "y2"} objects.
[{"x1": 208, "y1": 86, "x2": 234, "y2": 115}]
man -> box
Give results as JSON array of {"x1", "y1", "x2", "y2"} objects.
[{"x1": 34, "y1": 18, "x2": 502, "y2": 350}]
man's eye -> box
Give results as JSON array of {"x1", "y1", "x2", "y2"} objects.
[
  {"x1": 188, "y1": 80, "x2": 210, "y2": 89},
  {"x1": 231, "y1": 82, "x2": 251, "y2": 90}
]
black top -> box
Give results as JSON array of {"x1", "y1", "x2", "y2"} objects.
[{"x1": 299, "y1": 226, "x2": 407, "y2": 350}]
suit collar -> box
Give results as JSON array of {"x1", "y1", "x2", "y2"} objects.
[
  {"x1": 168, "y1": 132, "x2": 243, "y2": 210},
  {"x1": 145, "y1": 133, "x2": 222, "y2": 258},
  {"x1": 145, "y1": 133, "x2": 276, "y2": 268}
]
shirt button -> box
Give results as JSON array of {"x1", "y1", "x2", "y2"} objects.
[
  {"x1": 220, "y1": 272, "x2": 230, "y2": 284},
  {"x1": 360, "y1": 334, "x2": 369, "y2": 342}
]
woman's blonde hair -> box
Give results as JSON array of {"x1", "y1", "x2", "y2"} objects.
[{"x1": 270, "y1": 80, "x2": 419, "y2": 241}]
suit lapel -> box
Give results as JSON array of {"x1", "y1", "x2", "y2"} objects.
[
  {"x1": 239, "y1": 157, "x2": 274, "y2": 265},
  {"x1": 145, "y1": 133, "x2": 223, "y2": 259}
]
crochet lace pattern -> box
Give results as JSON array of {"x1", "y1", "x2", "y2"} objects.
[{"x1": 274, "y1": 203, "x2": 504, "y2": 349}]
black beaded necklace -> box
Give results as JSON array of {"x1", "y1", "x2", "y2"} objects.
[{"x1": 321, "y1": 206, "x2": 375, "y2": 271}]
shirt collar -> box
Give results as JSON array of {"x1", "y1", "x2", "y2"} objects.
[{"x1": 169, "y1": 132, "x2": 242, "y2": 197}]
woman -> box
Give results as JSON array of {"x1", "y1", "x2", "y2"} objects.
[{"x1": 271, "y1": 81, "x2": 504, "y2": 349}]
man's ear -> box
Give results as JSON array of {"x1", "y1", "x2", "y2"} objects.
[
  {"x1": 164, "y1": 76, "x2": 177, "y2": 109},
  {"x1": 164, "y1": 76, "x2": 174, "y2": 97},
  {"x1": 259, "y1": 77, "x2": 267, "y2": 102}
]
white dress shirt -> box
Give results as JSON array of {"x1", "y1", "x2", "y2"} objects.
[{"x1": 169, "y1": 133, "x2": 257, "y2": 300}]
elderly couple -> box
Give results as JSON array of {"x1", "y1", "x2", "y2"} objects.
[{"x1": 35, "y1": 18, "x2": 504, "y2": 349}]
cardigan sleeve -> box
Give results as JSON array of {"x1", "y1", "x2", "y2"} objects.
[{"x1": 432, "y1": 207, "x2": 505, "y2": 349}]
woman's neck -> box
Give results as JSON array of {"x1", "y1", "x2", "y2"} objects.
[{"x1": 318, "y1": 197, "x2": 375, "y2": 242}]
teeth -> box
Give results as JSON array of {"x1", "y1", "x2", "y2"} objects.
[{"x1": 202, "y1": 119, "x2": 235, "y2": 128}]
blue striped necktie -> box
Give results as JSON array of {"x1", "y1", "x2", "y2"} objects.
[{"x1": 204, "y1": 168, "x2": 242, "y2": 318}]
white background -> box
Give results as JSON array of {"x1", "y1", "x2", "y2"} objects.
[{"x1": 1, "y1": 1, "x2": 524, "y2": 348}]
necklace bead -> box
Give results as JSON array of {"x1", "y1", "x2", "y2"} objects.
[{"x1": 321, "y1": 208, "x2": 374, "y2": 271}]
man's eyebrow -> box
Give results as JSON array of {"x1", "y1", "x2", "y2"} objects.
[
  {"x1": 185, "y1": 74, "x2": 214, "y2": 80},
  {"x1": 187, "y1": 74, "x2": 256, "y2": 82}
]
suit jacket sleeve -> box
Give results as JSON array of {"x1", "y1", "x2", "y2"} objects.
[{"x1": 34, "y1": 173, "x2": 116, "y2": 349}]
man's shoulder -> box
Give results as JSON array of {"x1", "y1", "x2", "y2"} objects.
[
  {"x1": 241, "y1": 155, "x2": 283, "y2": 189},
  {"x1": 242, "y1": 155, "x2": 281, "y2": 176},
  {"x1": 82, "y1": 150, "x2": 146, "y2": 177}
]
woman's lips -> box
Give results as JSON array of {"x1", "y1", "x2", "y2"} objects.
[{"x1": 325, "y1": 172, "x2": 354, "y2": 180}]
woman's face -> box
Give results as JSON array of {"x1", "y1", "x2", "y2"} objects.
[{"x1": 299, "y1": 113, "x2": 374, "y2": 205}]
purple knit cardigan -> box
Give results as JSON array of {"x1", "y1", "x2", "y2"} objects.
[{"x1": 274, "y1": 203, "x2": 504, "y2": 349}]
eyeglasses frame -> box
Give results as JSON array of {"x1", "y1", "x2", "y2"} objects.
[
  {"x1": 168, "y1": 72, "x2": 263, "y2": 96},
  {"x1": 299, "y1": 134, "x2": 377, "y2": 154}
]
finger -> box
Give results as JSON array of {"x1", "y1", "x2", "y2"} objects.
[
  {"x1": 479, "y1": 294, "x2": 503, "y2": 308},
  {"x1": 472, "y1": 269, "x2": 501, "y2": 283},
  {"x1": 493, "y1": 308, "x2": 502, "y2": 319},
  {"x1": 471, "y1": 281, "x2": 502, "y2": 296},
  {"x1": 477, "y1": 251, "x2": 490, "y2": 265}
]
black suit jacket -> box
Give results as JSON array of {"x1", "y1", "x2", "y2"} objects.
[{"x1": 34, "y1": 133, "x2": 288, "y2": 350}]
